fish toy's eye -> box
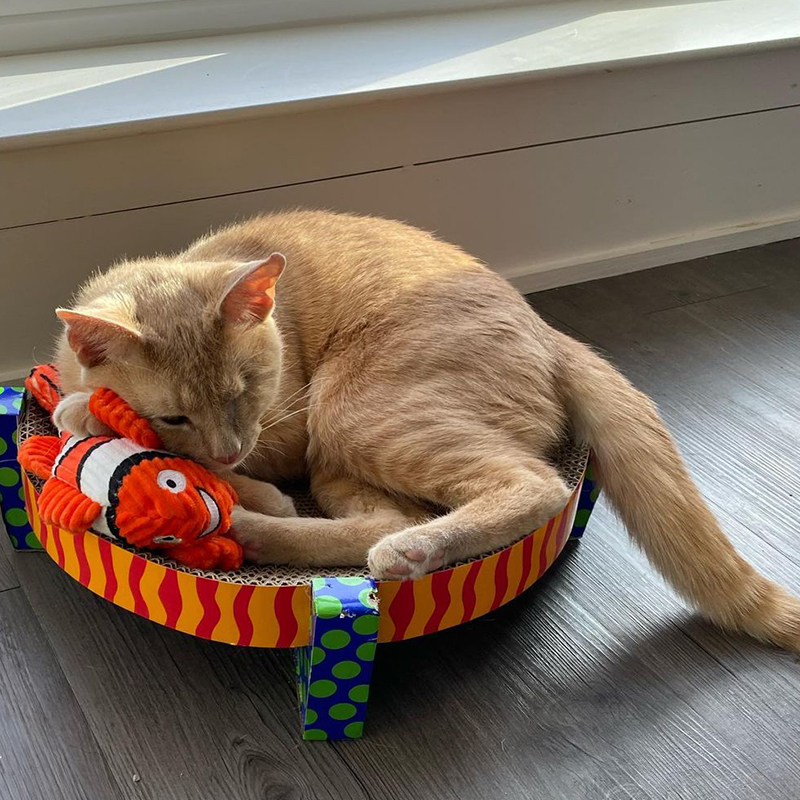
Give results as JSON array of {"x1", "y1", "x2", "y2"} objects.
[
  {"x1": 157, "y1": 469, "x2": 187, "y2": 493},
  {"x1": 153, "y1": 534, "x2": 183, "y2": 545}
]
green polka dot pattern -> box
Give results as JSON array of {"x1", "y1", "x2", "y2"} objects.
[
  {"x1": 296, "y1": 576, "x2": 380, "y2": 741},
  {"x1": 331, "y1": 661, "x2": 361, "y2": 680},
  {"x1": 309, "y1": 679, "x2": 336, "y2": 698},
  {"x1": 352, "y1": 615, "x2": 379, "y2": 636},
  {"x1": 0, "y1": 387, "x2": 38, "y2": 551},
  {"x1": 315, "y1": 595, "x2": 343, "y2": 619},
  {"x1": 569, "y1": 457, "x2": 599, "y2": 540},
  {"x1": 356, "y1": 642, "x2": 376, "y2": 662},
  {"x1": 320, "y1": 629, "x2": 350, "y2": 650},
  {"x1": 0, "y1": 467, "x2": 19, "y2": 487},
  {"x1": 348, "y1": 684, "x2": 370, "y2": 703},
  {"x1": 343, "y1": 722, "x2": 363, "y2": 739}
]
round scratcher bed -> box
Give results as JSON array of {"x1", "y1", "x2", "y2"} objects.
[
  {"x1": 19, "y1": 392, "x2": 589, "y2": 589},
  {"x1": 15, "y1": 387, "x2": 598, "y2": 740}
]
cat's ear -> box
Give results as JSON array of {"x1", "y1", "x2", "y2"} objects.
[
  {"x1": 56, "y1": 308, "x2": 142, "y2": 368},
  {"x1": 219, "y1": 253, "x2": 285, "y2": 326}
]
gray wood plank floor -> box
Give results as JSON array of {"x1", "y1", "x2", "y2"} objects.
[{"x1": 3, "y1": 239, "x2": 800, "y2": 799}]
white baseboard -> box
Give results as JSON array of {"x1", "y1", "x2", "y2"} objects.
[{"x1": 508, "y1": 215, "x2": 800, "y2": 295}]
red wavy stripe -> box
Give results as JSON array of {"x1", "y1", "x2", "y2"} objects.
[
  {"x1": 461, "y1": 561, "x2": 483, "y2": 623},
  {"x1": 158, "y1": 569, "x2": 183, "y2": 629},
  {"x1": 538, "y1": 519, "x2": 556, "y2": 579},
  {"x1": 195, "y1": 577, "x2": 221, "y2": 639},
  {"x1": 53, "y1": 526, "x2": 65, "y2": 569},
  {"x1": 38, "y1": 518, "x2": 49, "y2": 548},
  {"x1": 515, "y1": 532, "x2": 535, "y2": 596},
  {"x1": 97, "y1": 537, "x2": 118, "y2": 601},
  {"x1": 128, "y1": 556, "x2": 149, "y2": 618},
  {"x1": 275, "y1": 587, "x2": 298, "y2": 647},
  {"x1": 423, "y1": 570, "x2": 453, "y2": 635},
  {"x1": 232, "y1": 585, "x2": 256, "y2": 646},
  {"x1": 555, "y1": 502, "x2": 572, "y2": 553},
  {"x1": 491, "y1": 548, "x2": 512, "y2": 610},
  {"x1": 74, "y1": 533, "x2": 90, "y2": 586},
  {"x1": 388, "y1": 581, "x2": 416, "y2": 642}
]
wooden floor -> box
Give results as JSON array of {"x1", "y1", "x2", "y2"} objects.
[{"x1": 3, "y1": 240, "x2": 800, "y2": 800}]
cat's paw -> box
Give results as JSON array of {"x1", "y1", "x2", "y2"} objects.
[
  {"x1": 53, "y1": 392, "x2": 114, "y2": 437},
  {"x1": 225, "y1": 473, "x2": 297, "y2": 517},
  {"x1": 368, "y1": 532, "x2": 446, "y2": 580},
  {"x1": 229, "y1": 506, "x2": 273, "y2": 563}
]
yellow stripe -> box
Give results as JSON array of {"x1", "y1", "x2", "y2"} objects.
[
  {"x1": 290, "y1": 585, "x2": 311, "y2": 647},
  {"x1": 525, "y1": 523, "x2": 548, "y2": 591},
  {"x1": 211, "y1": 580, "x2": 241, "y2": 645},
  {"x1": 175, "y1": 569, "x2": 205, "y2": 635},
  {"x1": 403, "y1": 577, "x2": 435, "y2": 640},
  {"x1": 557, "y1": 491, "x2": 579, "y2": 557},
  {"x1": 108, "y1": 545, "x2": 136, "y2": 613},
  {"x1": 60, "y1": 527, "x2": 80, "y2": 580},
  {"x1": 545, "y1": 508, "x2": 563, "y2": 566},
  {"x1": 247, "y1": 586, "x2": 274, "y2": 647},
  {"x1": 469, "y1": 553, "x2": 500, "y2": 622},
  {"x1": 437, "y1": 564, "x2": 469, "y2": 632},
  {"x1": 376, "y1": 580, "x2": 402, "y2": 643},
  {"x1": 83, "y1": 532, "x2": 106, "y2": 597},
  {"x1": 138, "y1": 560, "x2": 167, "y2": 625},
  {"x1": 24, "y1": 474, "x2": 42, "y2": 535},
  {"x1": 503, "y1": 536, "x2": 525, "y2": 606}
]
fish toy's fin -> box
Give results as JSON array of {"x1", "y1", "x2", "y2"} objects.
[
  {"x1": 38, "y1": 477, "x2": 102, "y2": 534},
  {"x1": 18, "y1": 435, "x2": 62, "y2": 480}
]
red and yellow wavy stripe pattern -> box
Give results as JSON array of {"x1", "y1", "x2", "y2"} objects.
[
  {"x1": 22, "y1": 467, "x2": 585, "y2": 648},
  {"x1": 22, "y1": 472, "x2": 309, "y2": 648},
  {"x1": 375, "y1": 480, "x2": 581, "y2": 642}
]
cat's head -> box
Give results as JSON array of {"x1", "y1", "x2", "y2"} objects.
[{"x1": 55, "y1": 254, "x2": 286, "y2": 470}]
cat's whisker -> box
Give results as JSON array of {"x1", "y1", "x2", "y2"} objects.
[
  {"x1": 260, "y1": 402, "x2": 326, "y2": 431},
  {"x1": 259, "y1": 388, "x2": 319, "y2": 426},
  {"x1": 266, "y1": 381, "x2": 314, "y2": 414},
  {"x1": 252, "y1": 440, "x2": 287, "y2": 459}
]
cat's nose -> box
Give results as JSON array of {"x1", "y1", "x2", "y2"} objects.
[{"x1": 213, "y1": 448, "x2": 242, "y2": 466}]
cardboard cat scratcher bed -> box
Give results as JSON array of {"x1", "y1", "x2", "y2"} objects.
[{"x1": 0, "y1": 385, "x2": 599, "y2": 741}]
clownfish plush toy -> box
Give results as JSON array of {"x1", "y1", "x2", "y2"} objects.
[{"x1": 19, "y1": 365, "x2": 242, "y2": 571}]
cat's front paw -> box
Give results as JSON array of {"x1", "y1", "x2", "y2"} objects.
[
  {"x1": 229, "y1": 506, "x2": 274, "y2": 563},
  {"x1": 368, "y1": 532, "x2": 446, "y2": 580},
  {"x1": 53, "y1": 392, "x2": 114, "y2": 437},
  {"x1": 224, "y1": 473, "x2": 297, "y2": 517}
]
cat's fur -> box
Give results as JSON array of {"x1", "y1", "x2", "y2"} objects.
[{"x1": 55, "y1": 210, "x2": 800, "y2": 651}]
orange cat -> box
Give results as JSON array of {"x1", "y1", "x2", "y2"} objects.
[{"x1": 53, "y1": 211, "x2": 800, "y2": 651}]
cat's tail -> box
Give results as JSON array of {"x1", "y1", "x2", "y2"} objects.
[{"x1": 555, "y1": 332, "x2": 800, "y2": 651}]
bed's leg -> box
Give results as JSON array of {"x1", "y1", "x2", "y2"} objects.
[
  {"x1": 0, "y1": 387, "x2": 40, "y2": 551},
  {"x1": 570, "y1": 454, "x2": 600, "y2": 540},
  {"x1": 295, "y1": 576, "x2": 380, "y2": 741}
]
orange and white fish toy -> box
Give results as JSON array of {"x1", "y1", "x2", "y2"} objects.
[{"x1": 19, "y1": 367, "x2": 242, "y2": 571}]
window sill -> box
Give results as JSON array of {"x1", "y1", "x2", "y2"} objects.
[{"x1": 1, "y1": 0, "x2": 799, "y2": 152}]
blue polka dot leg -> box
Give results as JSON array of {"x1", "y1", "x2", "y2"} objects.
[
  {"x1": 0, "y1": 387, "x2": 39, "y2": 551},
  {"x1": 570, "y1": 453, "x2": 600, "y2": 540},
  {"x1": 296, "y1": 576, "x2": 380, "y2": 741}
]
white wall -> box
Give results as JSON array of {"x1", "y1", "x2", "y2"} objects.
[{"x1": 2, "y1": 46, "x2": 800, "y2": 379}]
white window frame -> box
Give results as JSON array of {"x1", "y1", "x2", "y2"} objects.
[{"x1": 0, "y1": 0, "x2": 545, "y2": 57}]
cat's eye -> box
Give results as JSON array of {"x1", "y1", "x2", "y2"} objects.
[{"x1": 159, "y1": 415, "x2": 190, "y2": 426}]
